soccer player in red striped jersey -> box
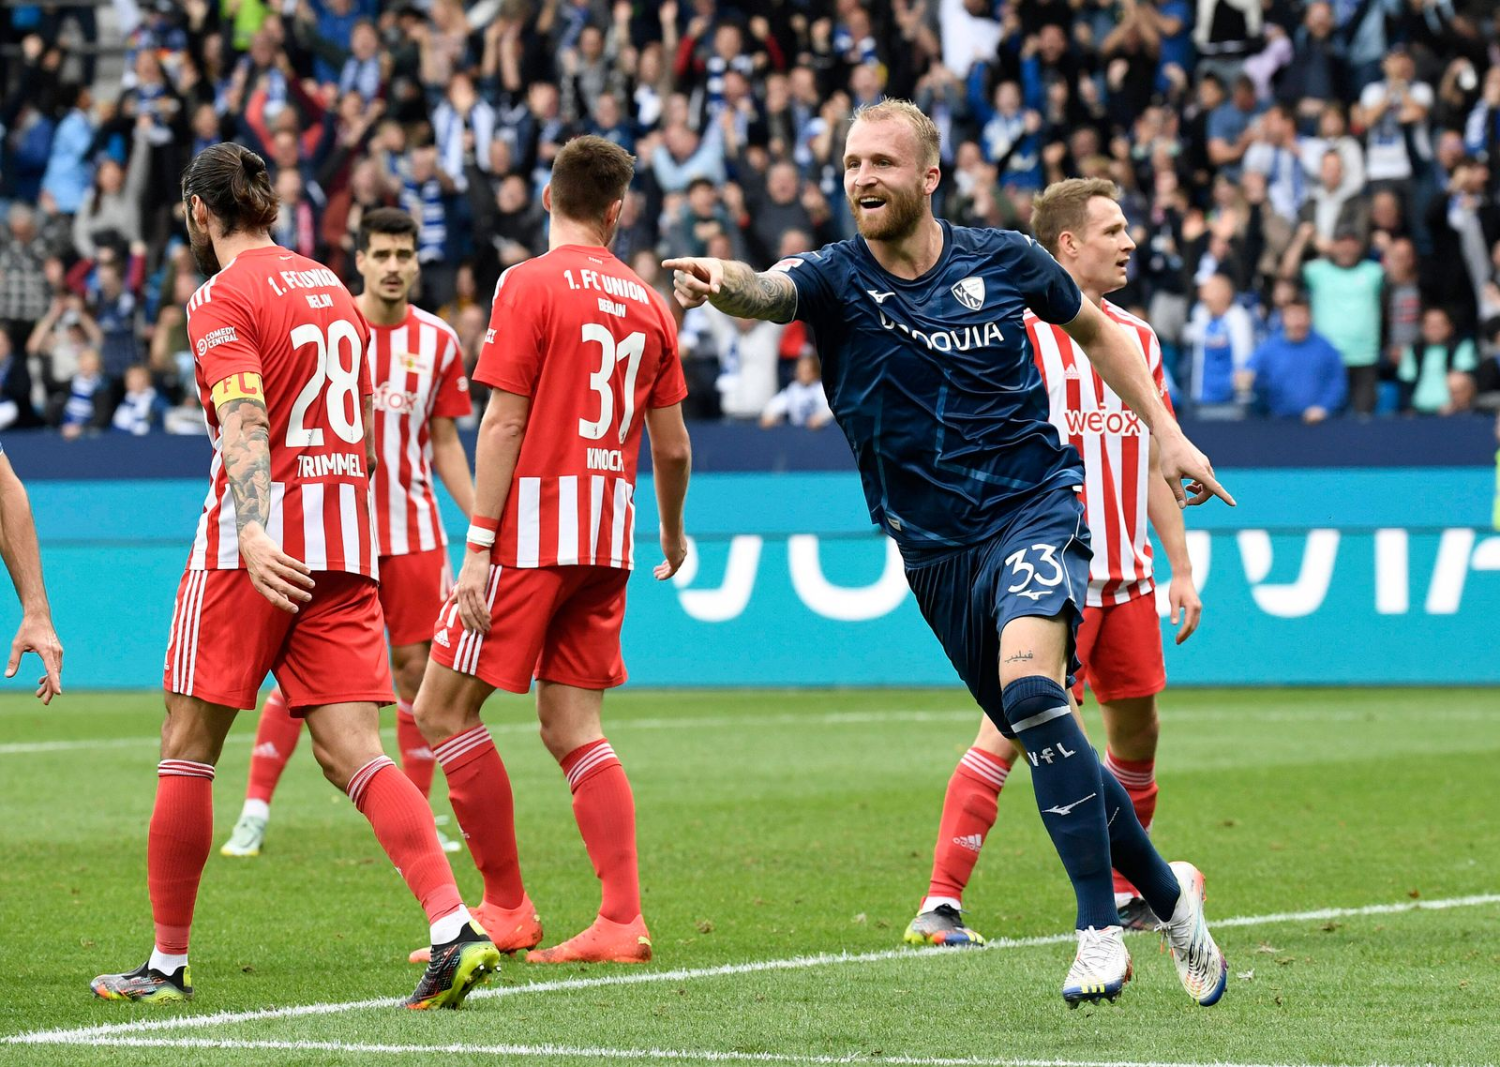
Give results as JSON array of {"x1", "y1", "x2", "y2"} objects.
[
  {"x1": 92, "y1": 144, "x2": 498, "y2": 1008},
  {"x1": 220, "y1": 208, "x2": 474, "y2": 860},
  {"x1": 411, "y1": 135, "x2": 691, "y2": 966},
  {"x1": 904, "y1": 177, "x2": 1203, "y2": 948}
]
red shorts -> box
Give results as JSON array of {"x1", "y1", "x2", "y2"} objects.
[
  {"x1": 1072, "y1": 590, "x2": 1166, "y2": 705},
  {"x1": 379, "y1": 547, "x2": 453, "y2": 647},
  {"x1": 164, "y1": 567, "x2": 395, "y2": 713},
  {"x1": 431, "y1": 564, "x2": 630, "y2": 694}
]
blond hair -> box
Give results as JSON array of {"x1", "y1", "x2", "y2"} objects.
[
  {"x1": 1030, "y1": 178, "x2": 1120, "y2": 257},
  {"x1": 850, "y1": 99, "x2": 941, "y2": 168}
]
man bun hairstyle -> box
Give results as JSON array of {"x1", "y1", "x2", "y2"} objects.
[
  {"x1": 357, "y1": 206, "x2": 420, "y2": 252},
  {"x1": 1031, "y1": 177, "x2": 1120, "y2": 257},
  {"x1": 549, "y1": 135, "x2": 636, "y2": 226},
  {"x1": 181, "y1": 143, "x2": 279, "y2": 236}
]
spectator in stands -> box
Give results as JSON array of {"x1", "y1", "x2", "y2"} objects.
[
  {"x1": 1398, "y1": 306, "x2": 1478, "y2": 416},
  {"x1": 71, "y1": 120, "x2": 153, "y2": 263},
  {"x1": 760, "y1": 353, "x2": 833, "y2": 430},
  {"x1": 1239, "y1": 296, "x2": 1346, "y2": 422},
  {"x1": 1279, "y1": 2, "x2": 1348, "y2": 123},
  {"x1": 1283, "y1": 224, "x2": 1387, "y2": 415},
  {"x1": 27, "y1": 292, "x2": 102, "y2": 403},
  {"x1": 1382, "y1": 237, "x2": 1424, "y2": 370},
  {"x1": 1193, "y1": 0, "x2": 1263, "y2": 85},
  {"x1": 163, "y1": 388, "x2": 208, "y2": 436},
  {"x1": 0, "y1": 333, "x2": 35, "y2": 432},
  {"x1": 56, "y1": 347, "x2": 108, "y2": 440},
  {"x1": 40, "y1": 83, "x2": 96, "y2": 216},
  {"x1": 111, "y1": 364, "x2": 167, "y2": 436},
  {"x1": 1243, "y1": 104, "x2": 1308, "y2": 226},
  {"x1": 1184, "y1": 272, "x2": 1256, "y2": 406},
  {"x1": 693, "y1": 304, "x2": 784, "y2": 422},
  {"x1": 0, "y1": 205, "x2": 51, "y2": 397},
  {"x1": 1298, "y1": 149, "x2": 1369, "y2": 249},
  {"x1": 668, "y1": 178, "x2": 745, "y2": 262},
  {"x1": 1425, "y1": 156, "x2": 1500, "y2": 334},
  {"x1": 1474, "y1": 316, "x2": 1500, "y2": 412},
  {"x1": 1206, "y1": 74, "x2": 1262, "y2": 182},
  {"x1": 1357, "y1": 48, "x2": 1433, "y2": 204},
  {"x1": 91, "y1": 262, "x2": 140, "y2": 381}
]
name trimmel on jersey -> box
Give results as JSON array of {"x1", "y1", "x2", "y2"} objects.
[{"x1": 877, "y1": 310, "x2": 1004, "y2": 352}]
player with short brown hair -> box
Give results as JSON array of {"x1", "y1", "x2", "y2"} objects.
[
  {"x1": 219, "y1": 206, "x2": 475, "y2": 862},
  {"x1": 413, "y1": 135, "x2": 693, "y2": 965}
]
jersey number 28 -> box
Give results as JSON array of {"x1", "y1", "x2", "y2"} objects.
[
  {"x1": 287, "y1": 320, "x2": 364, "y2": 447},
  {"x1": 579, "y1": 324, "x2": 646, "y2": 445}
]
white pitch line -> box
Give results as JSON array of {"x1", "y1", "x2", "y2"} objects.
[
  {"x1": 7, "y1": 1035, "x2": 1480, "y2": 1067},
  {"x1": 11, "y1": 893, "x2": 1498, "y2": 1047},
  {"x1": 4, "y1": 704, "x2": 1497, "y2": 756}
]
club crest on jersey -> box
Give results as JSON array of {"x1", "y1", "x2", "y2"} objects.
[
  {"x1": 951, "y1": 276, "x2": 985, "y2": 311},
  {"x1": 395, "y1": 348, "x2": 431, "y2": 374}
]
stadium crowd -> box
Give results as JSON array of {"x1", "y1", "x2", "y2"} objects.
[{"x1": 2, "y1": 0, "x2": 1500, "y2": 435}]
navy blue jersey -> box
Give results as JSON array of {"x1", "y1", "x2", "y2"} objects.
[{"x1": 774, "y1": 221, "x2": 1086, "y2": 557}]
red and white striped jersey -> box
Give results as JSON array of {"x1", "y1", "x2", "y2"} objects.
[
  {"x1": 474, "y1": 245, "x2": 688, "y2": 570},
  {"x1": 369, "y1": 306, "x2": 472, "y2": 557},
  {"x1": 1026, "y1": 300, "x2": 1173, "y2": 606},
  {"x1": 184, "y1": 245, "x2": 378, "y2": 577}
]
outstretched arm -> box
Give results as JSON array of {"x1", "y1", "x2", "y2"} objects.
[
  {"x1": 1061, "y1": 300, "x2": 1234, "y2": 508},
  {"x1": 662, "y1": 257, "x2": 798, "y2": 322},
  {"x1": 0, "y1": 454, "x2": 62, "y2": 703}
]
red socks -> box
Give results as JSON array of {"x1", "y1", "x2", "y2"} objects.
[
  {"x1": 433, "y1": 725, "x2": 526, "y2": 910},
  {"x1": 926, "y1": 747, "x2": 1011, "y2": 904},
  {"x1": 149, "y1": 760, "x2": 216, "y2": 955},
  {"x1": 346, "y1": 756, "x2": 462, "y2": 924},
  {"x1": 245, "y1": 688, "x2": 302, "y2": 805},
  {"x1": 395, "y1": 701, "x2": 436, "y2": 798},
  {"x1": 561, "y1": 739, "x2": 640, "y2": 924},
  {"x1": 1104, "y1": 750, "x2": 1158, "y2": 898}
]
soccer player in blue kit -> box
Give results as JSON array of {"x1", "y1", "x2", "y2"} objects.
[{"x1": 665, "y1": 100, "x2": 1232, "y2": 1007}]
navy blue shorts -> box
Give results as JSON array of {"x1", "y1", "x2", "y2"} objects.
[{"x1": 903, "y1": 487, "x2": 1091, "y2": 739}]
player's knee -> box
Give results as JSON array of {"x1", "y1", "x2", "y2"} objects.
[
  {"x1": 1000, "y1": 676, "x2": 1073, "y2": 740},
  {"x1": 390, "y1": 646, "x2": 429, "y2": 703},
  {"x1": 537, "y1": 720, "x2": 574, "y2": 762},
  {"x1": 159, "y1": 703, "x2": 226, "y2": 764}
]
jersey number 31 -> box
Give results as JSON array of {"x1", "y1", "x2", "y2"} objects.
[{"x1": 579, "y1": 323, "x2": 645, "y2": 445}]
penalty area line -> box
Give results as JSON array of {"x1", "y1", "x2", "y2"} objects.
[
  {"x1": 0, "y1": 1036, "x2": 1473, "y2": 1067},
  {"x1": 9, "y1": 893, "x2": 1499, "y2": 1047}
]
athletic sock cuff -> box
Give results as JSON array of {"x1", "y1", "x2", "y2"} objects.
[
  {"x1": 957, "y1": 747, "x2": 1011, "y2": 789},
  {"x1": 1104, "y1": 750, "x2": 1156, "y2": 786},
  {"x1": 346, "y1": 755, "x2": 396, "y2": 809},
  {"x1": 432, "y1": 724, "x2": 493, "y2": 769},
  {"x1": 158, "y1": 759, "x2": 215, "y2": 780},
  {"x1": 560, "y1": 738, "x2": 620, "y2": 792},
  {"x1": 396, "y1": 700, "x2": 416, "y2": 721},
  {"x1": 1001, "y1": 676, "x2": 1072, "y2": 734}
]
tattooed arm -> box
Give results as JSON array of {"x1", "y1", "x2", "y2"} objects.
[
  {"x1": 213, "y1": 373, "x2": 314, "y2": 613},
  {"x1": 662, "y1": 257, "x2": 798, "y2": 322}
]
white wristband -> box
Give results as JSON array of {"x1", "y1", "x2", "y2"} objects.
[{"x1": 465, "y1": 525, "x2": 497, "y2": 548}]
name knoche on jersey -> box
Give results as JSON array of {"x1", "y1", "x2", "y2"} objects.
[
  {"x1": 875, "y1": 308, "x2": 1005, "y2": 353},
  {"x1": 266, "y1": 266, "x2": 344, "y2": 308},
  {"x1": 587, "y1": 447, "x2": 624, "y2": 471},
  {"x1": 1065, "y1": 408, "x2": 1144, "y2": 437},
  {"x1": 561, "y1": 267, "x2": 651, "y2": 320}
]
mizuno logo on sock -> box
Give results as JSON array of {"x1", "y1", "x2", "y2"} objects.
[
  {"x1": 1044, "y1": 793, "x2": 1097, "y2": 816},
  {"x1": 952, "y1": 833, "x2": 984, "y2": 852}
]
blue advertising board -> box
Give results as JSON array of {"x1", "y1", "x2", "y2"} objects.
[{"x1": 1, "y1": 468, "x2": 1496, "y2": 693}]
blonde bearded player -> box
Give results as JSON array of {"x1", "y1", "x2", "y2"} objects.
[
  {"x1": 220, "y1": 208, "x2": 475, "y2": 861},
  {"x1": 903, "y1": 177, "x2": 1203, "y2": 948}
]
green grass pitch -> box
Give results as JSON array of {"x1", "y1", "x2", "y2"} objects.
[{"x1": 2, "y1": 687, "x2": 1497, "y2": 1066}]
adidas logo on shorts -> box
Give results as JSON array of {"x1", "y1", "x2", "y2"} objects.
[{"x1": 433, "y1": 630, "x2": 451, "y2": 648}]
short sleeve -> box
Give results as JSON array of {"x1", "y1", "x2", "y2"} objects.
[
  {"x1": 649, "y1": 310, "x2": 690, "y2": 409},
  {"x1": 769, "y1": 251, "x2": 834, "y2": 325},
  {"x1": 432, "y1": 333, "x2": 474, "y2": 418},
  {"x1": 1014, "y1": 234, "x2": 1083, "y2": 325},
  {"x1": 1397, "y1": 347, "x2": 1417, "y2": 382},
  {"x1": 1149, "y1": 327, "x2": 1175, "y2": 416},
  {"x1": 188, "y1": 287, "x2": 262, "y2": 387},
  {"x1": 1456, "y1": 340, "x2": 1478, "y2": 373},
  {"x1": 473, "y1": 268, "x2": 544, "y2": 396}
]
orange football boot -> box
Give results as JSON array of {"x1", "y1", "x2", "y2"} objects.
[
  {"x1": 408, "y1": 895, "x2": 543, "y2": 964},
  {"x1": 526, "y1": 914, "x2": 652, "y2": 964}
]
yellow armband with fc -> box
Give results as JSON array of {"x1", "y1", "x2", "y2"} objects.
[{"x1": 210, "y1": 372, "x2": 264, "y2": 408}]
